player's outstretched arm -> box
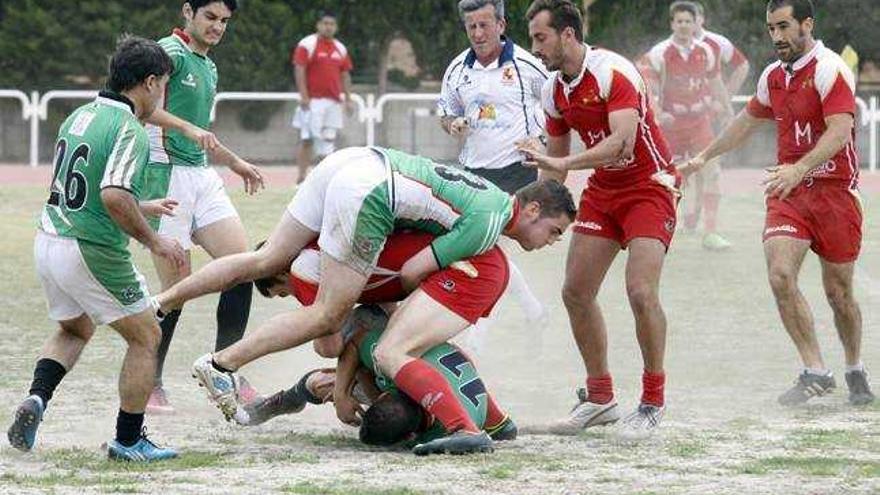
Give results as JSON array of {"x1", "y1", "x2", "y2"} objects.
[
  {"x1": 102, "y1": 188, "x2": 185, "y2": 268},
  {"x1": 727, "y1": 61, "x2": 751, "y2": 96},
  {"x1": 333, "y1": 343, "x2": 365, "y2": 426},
  {"x1": 147, "y1": 108, "x2": 220, "y2": 152},
  {"x1": 682, "y1": 108, "x2": 763, "y2": 176}
]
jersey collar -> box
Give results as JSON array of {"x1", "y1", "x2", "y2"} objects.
[
  {"x1": 464, "y1": 36, "x2": 515, "y2": 69},
  {"x1": 172, "y1": 28, "x2": 194, "y2": 52},
  {"x1": 503, "y1": 197, "x2": 521, "y2": 234},
  {"x1": 96, "y1": 90, "x2": 135, "y2": 116},
  {"x1": 785, "y1": 40, "x2": 823, "y2": 74},
  {"x1": 556, "y1": 43, "x2": 592, "y2": 94}
]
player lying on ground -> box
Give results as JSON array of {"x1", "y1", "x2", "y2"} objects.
[
  {"x1": 154, "y1": 146, "x2": 575, "y2": 455},
  {"x1": 7, "y1": 37, "x2": 185, "y2": 462},
  {"x1": 236, "y1": 305, "x2": 517, "y2": 450}
]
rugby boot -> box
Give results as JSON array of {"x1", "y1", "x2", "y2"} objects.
[
  {"x1": 778, "y1": 370, "x2": 836, "y2": 406},
  {"x1": 486, "y1": 417, "x2": 518, "y2": 441},
  {"x1": 108, "y1": 428, "x2": 177, "y2": 462},
  {"x1": 7, "y1": 396, "x2": 44, "y2": 452},
  {"x1": 702, "y1": 232, "x2": 732, "y2": 251},
  {"x1": 145, "y1": 387, "x2": 174, "y2": 415},
  {"x1": 412, "y1": 430, "x2": 494, "y2": 456},
  {"x1": 549, "y1": 388, "x2": 620, "y2": 435},
  {"x1": 191, "y1": 353, "x2": 240, "y2": 421},
  {"x1": 845, "y1": 369, "x2": 876, "y2": 406},
  {"x1": 616, "y1": 403, "x2": 665, "y2": 442}
]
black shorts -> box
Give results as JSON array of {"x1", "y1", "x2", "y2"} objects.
[{"x1": 466, "y1": 162, "x2": 537, "y2": 194}]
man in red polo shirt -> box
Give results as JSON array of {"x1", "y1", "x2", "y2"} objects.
[
  {"x1": 638, "y1": 1, "x2": 732, "y2": 250},
  {"x1": 683, "y1": 0, "x2": 874, "y2": 407},
  {"x1": 519, "y1": 0, "x2": 679, "y2": 440},
  {"x1": 292, "y1": 11, "x2": 354, "y2": 183}
]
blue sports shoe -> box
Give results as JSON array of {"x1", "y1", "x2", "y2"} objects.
[
  {"x1": 107, "y1": 429, "x2": 178, "y2": 462},
  {"x1": 8, "y1": 395, "x2": 45, "y2": 452}
]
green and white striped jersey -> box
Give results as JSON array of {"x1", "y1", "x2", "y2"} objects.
[
  {"x1": 376, "y1": 147, "x2": 515, "y2": 268},
  {"x1": 39, "y1": 92, "x2": 149, "y2": 252},
  {"x1": 147, "y1": 29, "x2": 218, "y2": 167}
]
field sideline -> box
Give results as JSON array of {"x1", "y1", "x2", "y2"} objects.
[{"x1": 0, "y1": 166, "x2": 878, "y2": 494}]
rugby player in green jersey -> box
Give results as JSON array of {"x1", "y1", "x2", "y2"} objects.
[
  {"x1": 7, "y1": 37, "x2": 186, "y2": 461},
  {"x1": 155, "y1": 146, "x2": 575, "y2": 454},
  {"x1": 142, "y1": 0, "x2": 265, "y2": 413}
]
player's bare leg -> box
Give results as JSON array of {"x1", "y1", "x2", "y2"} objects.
[
  {"x1": 296, "y1": 139, "x2": 313, "y2": 184},
  {"x1": 192, "y1": 253, "x2": 366, "y2": 420},
  {"x1": 765, "y1": 237, "x2": 835, "y2": 405},
  {"x1": 820, "y1": 259, "x2": 874, "y2": 405},
  {"x1": 374, "y1": 290, "x2": 492, "y2": 455},
  {"x1": 106, "y1": 310, "x2": 177, "y2": 461},
  {"x1": 8, "y1": 314, "x2": 94, "y2": 451},
  {"x1": 157, "y1": 212, "x2": 316, "y2": 311},
  {"x1": 617, "y1": 238, "x2": 668, "y2": 440},
  {"x1": 700, "y1": 160, "x2": 731, "y2": 250}
]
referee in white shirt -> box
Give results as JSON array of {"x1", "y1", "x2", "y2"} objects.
[{"x1": 438, "y1": 0, "x2": 551, "y2": 351}]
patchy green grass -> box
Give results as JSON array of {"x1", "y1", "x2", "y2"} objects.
[
  {"x1": 666, "y1": 438, "x2": 709, "y2": 458},
  {"x1": 281, "y1": 481, "x2": 428, "y2": 495},
  {"x1": 739, "y1": 456, "x2": 880, "y2": 477}
]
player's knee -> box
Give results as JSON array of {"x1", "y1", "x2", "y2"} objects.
[
  {"x1": 562, "y1": 282, "x2": 595, "y2": 309},
  {"x1": 824, "y1": 284, "x2": 853, "y2": 312},
  {"x1": 311, "y1": 305, "x2": 349, "y2": 337},
  {"x1": 372, "y1": 342, "x2": 401, "y2": 376},
  {"x1": 767, "y1": 265, "x2": 797, "y2": 295},
  {"x1": 313, "y1": 334, "x2": 344, "y2": 358},
  {"x1": 626, "y1": 280, "x2": 658, "y2": 312},
  {"x1": 125, "y1": 321, "x2": 161, "y2": 353}
]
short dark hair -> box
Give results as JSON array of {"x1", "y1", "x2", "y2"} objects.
[
  {"x1": 108, "y1": 36, "x2": 173, "y2": 93},
  {"x1": 525, "y1": 0, "x2": 584, "y2": 42},
  {"x1": 766, "y1": 0, "x2": 814, "y2": 23},
  {"x1": 670, "y1": 1, "x2": 699, "y2": 20},
  {"x1": 515, "y1": 179, "x2": 577, "y2": 221},
  {"x1": 187, "y1": 0, "x2": 237, "y2": 13},
  {"x1": 359, "y1": 393, "x2": 423, "y2": 446},
  {"x1": 458, "y1": 0, "x2": 505, "y2": 22},
  {"x1": 318, "y1": 10, "x2": 337, "y2": 21}
]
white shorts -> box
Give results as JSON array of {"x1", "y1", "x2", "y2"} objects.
[
  {"x1": 293, "y1": 98, "x2": 344, "y2": 157},
  {"x1": 34, "y1": 231, "x2": 151, "y2": 326},
  {"x1": 156, "y1": 166, "x2": 238, "y2": 250},
  {"x1": 286, "y1": 147, "x2": 392, "y2": 274}
]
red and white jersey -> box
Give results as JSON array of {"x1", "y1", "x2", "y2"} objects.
[
  {"x1": 292, "y1": 34, "x2": 353, "y2": 102},
  {"x1": 543, "y1": 44, "x2": 674, "y2": 189},
  {"x1": 698, "y1": 30, "x2": 748, "y2": 74},
  {"x1": 641, "y1": 37, "x2": 718, "y2": 129},
  {"x1": 746, "y1": 41, "x2": 859, "y2": 189}
]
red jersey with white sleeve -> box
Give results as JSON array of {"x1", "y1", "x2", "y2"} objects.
[
  {"x1": 699, "y1": 30, "x2": 748, "y2": 79},
  {"x1": 543, "y1": 44, "x2": 675, "y2": 190},
  {"x1": 642, "y1": 38, "x2": 718, "y2": 136},
  {"x1": 746, "y1": 41, "x2": 859, "y2": 190},
  {"x1": 292, "y1": 34, "x2": 353, "y2": 102}
]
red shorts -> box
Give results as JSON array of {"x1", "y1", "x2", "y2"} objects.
[
  {"x1": 574, "y1": 178, "x2": 679, "y2": 249},
  {"x1": 291, "y1": 246, "x2": 510, "y2": 324},
  {"x1": 764, "y1": 183, "x2": 862, "y2": 263},
  {"x1": 421, "y1": 246, "x2": 510, "y2": 324},
  {"x1": 663, "y1": 122, "x2": 714, "y2": 160}
]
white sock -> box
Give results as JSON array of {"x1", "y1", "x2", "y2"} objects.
[
  {"x1": 804, "y1": 367, "x2": 832, "y2": 376},
  {"x1": 845, "y1": 362, "x2": 866, "y2": 373}
]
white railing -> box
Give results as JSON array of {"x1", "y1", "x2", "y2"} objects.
[{"x1": 7, "y1": 90, "x2": 880, "y2": 172}]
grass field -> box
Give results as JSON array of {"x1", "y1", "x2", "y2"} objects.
[{"x1": 0, "y1": 170, "x2": 879, "y2": 495}]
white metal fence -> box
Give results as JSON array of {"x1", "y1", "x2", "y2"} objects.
[{"x1": 2, "y1": 90, "x2": 878, "y2": 171}]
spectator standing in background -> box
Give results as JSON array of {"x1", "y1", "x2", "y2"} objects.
[{"x1": 292, "y1": 11, "x2": 354, "y2": 184}]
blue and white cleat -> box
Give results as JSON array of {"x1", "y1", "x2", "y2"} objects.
[
  {"x1": 108, "y1": 429, "x2": 177, "y2": 462},
  {"x1": 191, "y1": 353, "x2": 240, "y2": 421},
  {"x1": 7, "y1": 395, "x2": 45, "y2": 452}
]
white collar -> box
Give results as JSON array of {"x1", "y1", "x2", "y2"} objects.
[
  {"x1": 786, "y1": 40, "x2": 823, "y2": 73},
  {"x1": 557, "y1": 43, "x2": 592, "y2": 92}
]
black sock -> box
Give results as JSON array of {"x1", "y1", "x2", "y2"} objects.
[
  {"x1": 155, "y1": 309, "x2": 182, "y2": 388},
  {"x1": 115, "y1": 409, "x2": 144, "y2": 447},
  {"x1": 215, "y1": 282, "x2": 252, "y2": 352},
  {"x1": 294, "y1": 371, "x2": 324, "y2": 405},
  {"x1": 28, "y1": 358, "x2": 67, "y2": 408},
  {"x1": 211, "y1": 358, "x2": 234, "y2": 374}
]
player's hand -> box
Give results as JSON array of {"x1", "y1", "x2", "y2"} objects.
[
  {"x1": 763, "y1": 163, "x2": 807, "y2": 200},
  {"x1": 229, "y1": 158, "x2": 265, "y2": 195},
  {"x1": 150, "y1": 236, "x2": 186, "y2": 268},
  {"x1": 333, "y1": 389, "x2": 364, "y2": 427},
  {"x1": 677, "y1": 154, "x2": 707, "y2": 178},
  {"x1": 517, "y1": 141, "x2": 568, "y2": 173},
  {"x1": 300, "y1": 97, "x2": 311, "y2": 111},
  {"x1": 139, "y1": 198, "x2": 179, "y2": 218},
  {"x1": 449, "y1": 117, "x2": 469, "y2": 136},
  {"x1": 184, "y1": 127, "x2": 220, "y2": 152}
]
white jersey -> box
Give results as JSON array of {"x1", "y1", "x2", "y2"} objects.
[{"x1": 438, "y1": 38, "x2": 549, "y2": 170}]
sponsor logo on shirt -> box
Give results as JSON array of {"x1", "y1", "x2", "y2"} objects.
[
  {"x1": 420, "y1": 392, "x2": 444, "y2": 410},
  {"x1": 441, "y1": 279, "x2": 456, "y2": 292},
  {"x1": 581, "y1": 90, "x2": 601, "y2": 105},
  {"x1": 121, "y1": 285, "x2": 143, "y2": 304},
  {"x1": 575, "y1": 221, "x2": 603, "y2": 231},
  {"x1": 182, "y1": 73, "x2": 197, "y2": 88},
  {"x1": 765, "y1": 224, "x2": 798, "y2": 235},
  {"x1": 477, "y1": 103, "x2": 497, "y2": 121},
  {"x1": 501, "y1": 66, "x2": 516, "y2": 84}
]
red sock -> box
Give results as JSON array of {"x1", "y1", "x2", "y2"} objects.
[
  {"x1": 586, "y1": 374, "x2": 614, "y2": 404},
  {"x1": 702, "y1": 193, "x2": 720, "y2": 232},
  {"x1": 393, "y1": 359, "x2": 479, "y2": 433},
  {"x1": 483, "y1": 392, "x2": 508, "y2": 430},
  {"x1": 641, "y1": 370, "x2": 666, "y2": 407}
]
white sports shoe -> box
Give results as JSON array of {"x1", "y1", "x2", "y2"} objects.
[
  {"x1": 191, "y1": 353, "x2": 240, "y2": 421},
  {"x1": 616, "y1": 403, "x2": 665, "y2": 442},
  {"x1": 549, "y1": 388, "x2": 621, "y2": 435}
]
